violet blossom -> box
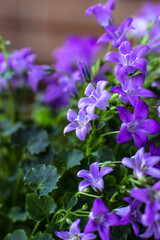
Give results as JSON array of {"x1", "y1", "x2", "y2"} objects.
[
  {"x1": 77, "y1": 162, "x2": 113, "y2": 192},
  {"x1": 105, "y1": 40, "x2": 150, "y2": 76},
  {"x1": 64, "y1": 109, "x2": 98, "y2": 141},
  {"x1": 97, "y1": 18, "x2": 134, "y2": 48},
  {"x1": 55, "y1": 219, "x2": 96, "y2": 240},
  {"x1": 110, "y1": 73, "x2": 156, "y2": 106},
  {"x1": 84, "y1": 198, "x2": 120, "y2": 240},
  {"x1": 85, "y1": 0, "x2": 119, "y2": 27},
  {"x1": 78, "y1": 81, "x2": 111, "y2": 115},
  {"x1": 131, "y1": 181, "x2": 160, "y2": 225},
  {"x1": 122, "y1": 147, "x2": 160, "y2": 178},
  {"x1": 115, "y1": 197, "x2": 142, "y2": 236},
  {"x1": 117, "y1": 100, "x2": 160, "y2": 148},
  {"x1": 140, "y1": 212, "x2": 160, "y2": 239}
]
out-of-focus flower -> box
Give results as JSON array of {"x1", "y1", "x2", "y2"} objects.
[
  {"x1": 110, "y1": 73, "x2": 156, "y2": 106},
  {"x1": 122, "y1": 147, "x2": 160, "y2": 178},
  {"x1": 52, "y1": 36, "x2": 99, "y2": 73},
  {"x1": 97, "y1": 18, "x2": 134, "y2": 48},
  {"x1": 77, "y1": 162, "x2": 113, "y2": 192},
  {"x1": 105, "y1": 40, "x2": 150, "y2": 75},
  {"x1": 55, "y1": 219, "x2": 96, "y2": 240},
  {"x1": 116, "y1": 197, "x2": 142, "y2": 236},
  {"x1": 64, "y1": 109, "x2": 98, "y2": 141},
  {"x1": 84, "y1": 198, "x2": 120, "y2": 240},
  {"x1": 117, "y1": 100, "x2": 160, "y2": 148},
  {"x1": 85, "y1": 0, "x2": 119, "y2": 27},
  {"x1": 78, "y1": 81, "x2": 111, "y2": 114},
  {"x1": 131, "y1": 181, "x2": 160, "y2": 226}
]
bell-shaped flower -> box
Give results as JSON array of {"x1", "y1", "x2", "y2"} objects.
[
  {"x1": 105, "y1": 40, "x2": 150, "y2": 75},
  {"x1": 77, "y1": 162, "x2": 113, "y2": 192},
  {"x1": 110, "y1": 73, "x2": 156, "y2": 107},
  {"x1": 55, "y1": 219, "x2": 96, "y2": 240},
  {"x1": 85, "y1": 0, "x2": 119, "y2": 27},
  {"x1": 78, "y1": 81, "x2": 111, "y2": 115},
  {"x1": 117, "y1": 100, "x2": 160, "y2": 148},
  {"x1": 64, "y1": 109, "x2": 98, "y2": 141},
  {"x1": 84, "y1": 198, "x2": 120, "y2": 240},
  {"x1": 131, "y1": 181, "x2": 160, "y2": 226},
  {"x1": 116, "y1": 197, "x2": 142, "y2": 236},
  {"x1": 97, "y1": 18, "x2": 134, "y2": 48},
  {"x1": 122, "y1": 147, "x2": 160, "y2": 178}
]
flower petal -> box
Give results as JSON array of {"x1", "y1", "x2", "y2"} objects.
[
  {"x1": 117, "y1": 124, "x2": 132, "y2": 144},
  {"x1": 118, "y1": 40, "x2": 132, "y2": 55},
  {"x1": 64, "y1": 123, "x2": 77, "y2": 135},
  {"x1": 92, "y1": 199, "x2": 109, "y2": 217},
  {"x1": 100, "y1": 166, "x2": 113, "y2": 177},
  {"x1": 133, "y1": 130, "x2": 148, "y2": 148},
  {"x1": 134, "y1": 100, "x2": 149, "y2": 120},
  {"x1": 117, "y1": 106, "x2": 133, "y2": 123},
  {"x1": 69, "y1": 219, "x2": 81, "y2": 234},
  {"x1": 90, "y1": 162, "x2": 100, "y2": 179},
  {"x1": 140, "y1": 119, "x2": 160, "y2": 135},
  {"x1": 78, "y1": 180, "x2": 91, "y2": 192}
]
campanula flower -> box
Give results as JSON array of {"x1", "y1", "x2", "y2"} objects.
[
  {"x1": 52, "y1": 36, "x2": 99, "y2": 74},
  {"x1": 77, "y1": 162, "x2": 113, "y2": 192},
  {"x1": 55, "y1": 219, "x2": 96, "y2": 240},
  {"x1": 116, "y1": 197, "x2": 142, "y2": 236},
  {"x1": 131, "y1": 181, "x2": 160, "y2": 226},
  {"x1": 110, "y1": 73, "x2": 156, "y2": 106},
  {"x1": 84, "y1": 198, "x2": 120, "y2": 240},
  {"x1": 105, "y1": 40, "x2": 150, "y2": 75},
  {"x1": 78, "y1": 81, "x2": 111, "y2": 115},
  {"x1": 122, "y1": 147, "x2": 160, "y2": 178},
  {"x1": 140, "y1": 212, "x2": 160, "y2": 239},
  {"x1": 64, "y1": 109, "x2": 98, "y2": 141},
  {"x1": 85, "y1": 0, "x2": 119, "y2": 27},
  {"x1": 97, "y1": 18, "x2": 134, "y2": 48},
  {"x1": 117, "y1": 100, "x2": 160, "y2": 148}
]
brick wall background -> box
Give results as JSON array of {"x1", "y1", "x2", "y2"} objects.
[{"x1": 0, "y1": 0, "x2": 158, "y2": 63}]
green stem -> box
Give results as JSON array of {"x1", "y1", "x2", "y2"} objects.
[
  {"x1": 99, "y1": 161, "x2": 122, "y2": 167},
  {"x1": 50, "y1": 209, "x2": 66, "y2": 225},
  {"x1": 29, "y1": 221, "x2": 40, "y2": 240},
  {"x1": 75, "y1": 191, "x2": 103, "y2": 199},
  {"x1": 75, "y1": 210, "x2": 90, "y2": 214},
  {"x1": 67, "y1": 210, "x2": 89, "y2": 217}
]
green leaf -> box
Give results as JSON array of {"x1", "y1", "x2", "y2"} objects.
[
  {"x1": 24, "y1": 164, "x2": 60, "y2": 197},
  {"x1": 27, "y1": 130, "x2": 49, "y2": 155},
  {"x1": 32, "y1": 232, "x2": 53, "y2": 240},
  {"x1": 4, "y1": 229, "x2": 28, "y2": 240},
  {"x1": 63, "y1": 193, "x2": 78, "y2": 210},
  {"x1": 111, "y1": 225, "x2": 131, "y2": 240},
  {"x1": 26, "y1": 193, "x2": 57, "y2": 221},
  {"x1": 91, "y1": 146, "x2": 115, "y2": 163},
  {"x1": 9, "y1": 206, "x2": 29, "y2": 222},
  {"x1": 11, "y1": 127, "x2": 49, "y2": 155},
  {"x1": 59, "y1": 149, "x2": 84, "y2": 170}
]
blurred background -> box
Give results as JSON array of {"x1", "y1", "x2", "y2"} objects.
[{"x1": 0, "y1": 0, "x2": 158, "y2": 63}]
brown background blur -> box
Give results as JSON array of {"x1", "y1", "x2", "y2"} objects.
[{"x1": 0, "y1": 0, "x2": 158, "y2": 63}]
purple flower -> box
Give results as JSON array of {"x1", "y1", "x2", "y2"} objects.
[
  {"x1": 149, "y1": 142, "x2": 160, "y2": 157},
  {"x1": 28, "y1": 65, "x2": 51, "y2": 92},
  {"x1": 78, "y1": 81, "x2": 111, "y2": 115},
  {"x1": 77, "y1": 162, "x2": 113, "y2": 192},
  {"x1": 97, "y1": 18, "x2": 134, "y2": 48},
  {"x1": 85, "y1": 0, "x2": 119, "y2": 27},
  {"x1": 55, "y1": 219, "x2": 96, "y2": 240},
  {"x1": 131, "y1": 181, "x2": 160, "y2": 225},
  {"x1": 84, "y1": 198, "x2": 120, "y2": 240},
  {"x1": 105, "y1": 40, "x2": 150, "y2": 75},
  {"x1": 116, "y1": 197, "x2": 142, "y2": 236},
  {"x1": 110, "y1": 73, "x2": 156, "y2": 107},
  {"x1": 140, "y1": 212, "x2": 160, "y2": 239},
  {"x1": 52, "y1": 36, "x2": 99, "y2": 74},
  {"x1": 64, "y1": 109, "x2": 98, "y2": 141},
  {"x1": 122, "y1": 147, "x2": 160, "y2": 178},
  {"x1": 117, "y1": 100, "x2": 160, "y2": 148}
]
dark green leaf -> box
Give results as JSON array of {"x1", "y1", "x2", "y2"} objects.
[
  {"x1": 63, "y1": 193, "x2": 78, "y2": 210},
  {"x1": 9, "y1": 206, "x2": 29, "y2": 222},
  {"x1": 32, "y1": 232, "x2": 53, "y2": 240},
  {"x1": 24, "y1": 164, "x2": 60, "y2": 197},
  {"x1": 11, "y1": 127, "x2": 49, "y2": 155},
  {"x1": 111, "y1": 225, "x2": 131, "y2": 240},
  {"x1": 91, "y1": 146, "x2": 115, "y2": 163},
  {"x1": 26, "y1": 193, "x2": 56, "y2": 221},
  {"x1": 59, "y1": 149, "x2": 84, "y2": 170},
  {"x1": 4, "y1": 229, "x2": 28, "y2": 240}
]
